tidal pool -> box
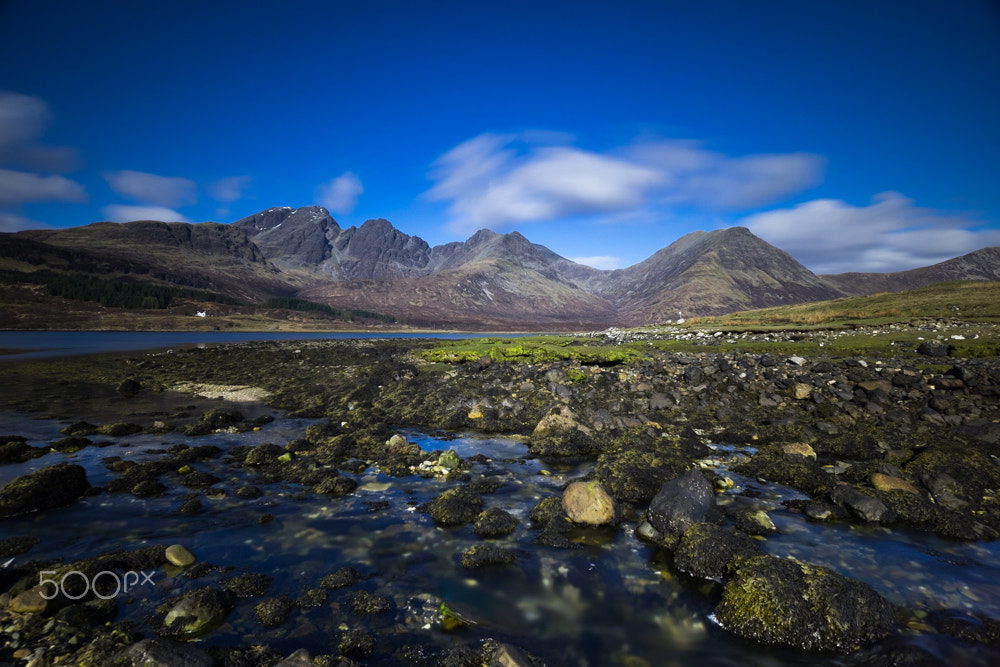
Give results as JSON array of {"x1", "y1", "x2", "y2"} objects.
[{"x1": 2, "y1": 411, "x2": 999, "y2": 665}]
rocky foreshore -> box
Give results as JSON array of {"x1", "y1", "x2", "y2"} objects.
[{"x1": 1, "y1": 330, "x2": 999, "y2": 665}]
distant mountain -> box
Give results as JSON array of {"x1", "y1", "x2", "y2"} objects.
[
  {"x1": 11, "y1": 220, "x2": 295, "y2": 301},
  {"x1": 5, "y1": 207, "x2": 998, "y2": 329},
  {"x1": 823, "y1": 247, "x2": 1000, "y2": 295}
]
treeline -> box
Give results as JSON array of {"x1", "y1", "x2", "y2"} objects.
[
  {"x1": 0, "y1": 269, "x2": 242, "y2": 309},
  {"x1": 263, "y1": 296, "x2": 397, "y2": 323},
  {"x1": 1, "y1": 269, "x2": 397, "y2": 322}
]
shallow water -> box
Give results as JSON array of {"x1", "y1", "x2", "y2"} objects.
[{"x1": 2, "y1": 413, "x2": 1000, "y2": 665}]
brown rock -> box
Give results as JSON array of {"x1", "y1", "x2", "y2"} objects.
[
  {"x1": 782, "y1": 442, "x2": 817, "y2": 461},
  {"x1": 562, "y1": 480, "x2": 616, "y2": 525},
  {"x1": 792, "y1": 383, "x2": 813, "y2": 400},
  {"x1": 10, "y1": 586, "x2": 48, "y2": 614},
  {"x1": 870, "y1": 472, "x2": 920, "y2": 495}
]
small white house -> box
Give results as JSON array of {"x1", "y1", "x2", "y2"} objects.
[{"x1": 195, "y1": 311, "x2": 207, "y2": 318}]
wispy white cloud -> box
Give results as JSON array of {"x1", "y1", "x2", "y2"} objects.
[
  {"x1": 101, "y1": 204, "x2": 193, "y2": 223},
  {"x1": 0, "y1": 168, "x2": 87, "y2": 206},
  {"x1": 0, "y1": 90, "x2": 79, "y2": 171},
  {"x1": 426, "y1": 132, "x2": 825, "y2": 234},
  {"x1": 742, "y1": 191, "x2": 1000, "y2": 274},
  {"x1": 0, "y1": 211, "x2": 49, "y2": 233},
  {"x1": 316, "y1": 172, "x2": 362, "y2": 215},
  {"x1": 207, "y1": 175, "x2": 252, "y2": 203},
  {"x1": 103, "y1": 170, "x2": 197, "y2": 208},
  {"x1": 569, "y1": 255, "x2": 622, "y2": 270}
]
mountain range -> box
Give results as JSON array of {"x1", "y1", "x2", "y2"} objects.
[{"x1": 3, "y1": 205, "x2": 999, "y2": 330}]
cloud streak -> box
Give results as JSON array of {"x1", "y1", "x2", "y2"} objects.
[
  {"x1": 0, "y1": 90, "x2": 79, "y2": 171},
  {"x1": 101, "y1": 204, "x2": 193, "y2": 223},
  {"x1": 426, "y1": 132, "x2": 825, "y2": 234},
  {"x1": 0, "y1": 168, "x2": 87, "y2": 206},
  {"x1": 316, "y1": 172, "x2": 363, "y2": 215},
  {"x1": 103, "y1": 170, "x2": 197, "y2": 208},
  {"x1": 742, "y1": 191, "x2": 1000, "y2": 274}
]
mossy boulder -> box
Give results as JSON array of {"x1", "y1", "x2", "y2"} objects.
[
  {"x1": 0, "y1": 463, "x2": 90, "y2": 518},
  {"x1": 422, "y1": 486, "x2": 483, "y2": 526},
  {"x1": 473, "y1": 507, "x2": 518, "y2": 537},
  {"x1": 159, "y1": 587, "x2": 230, "y2": 639},
  {"x1": 646, "y1": 468, "x2": 715, "y2": 538},
  {"x1": 672, "y1": 523, "x2": 762, "y2": 580},
  {"x1": 562, "y1": 480, "x2": 617, "y2": 526},
  {"x1": 715, "y1": 555, "x2": 894, "y2": 652},
  {"x1": 461, "y1": 543, "x2": 517, "y2": 569}
]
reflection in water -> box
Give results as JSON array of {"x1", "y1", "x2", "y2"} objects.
[{"x1": 1, "y1": 412, "x2": 999, "y2": 665}]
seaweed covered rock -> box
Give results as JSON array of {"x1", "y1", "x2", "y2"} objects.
[
  {"x1": 0, "y1": 463, "x2": 90, "y2": 518},
  {"x1": 672, "y1": 523, "x2": 762, "y2": 580},
  {"x1": 715, "y1": 555, "x2": 894, "y2": 652},
  {"x1": 461, "y1": 543, "x2": 517, "y2": 569},
  {"x1": 422, "y1": 486, "x2": 483, "y2": 526},
  {"x1": 158, "y1": 587, "x2": 230, "y2": 639},
  {"x1": 646, "y1": 468, "x2": 715, "y2": 538},
  {"x1": 473, "y1": 507, "x2": 518, "y2": 537},
  {"x1": 528, "y1": 405, "x2": 598, "y2": 456}
]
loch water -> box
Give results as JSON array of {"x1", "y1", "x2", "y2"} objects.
[{"x1": 2, "y1": 404, "x2": 1000, "y2": 665}]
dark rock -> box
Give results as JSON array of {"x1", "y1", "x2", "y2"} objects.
[
  {"x1": 50, "y1": 435, "x2": 92, "y2": 452},
  {"x1": 684, "y1": 365, "x2": 704, "y2": 384},
  {"x1": 60, "y1": 420, "x2": 97, "y2": 435},
  {"x1": 473, "y1": 507, "x2": 518, "y2": 537},
  {"x1": 255, "y1": 596, "x2": 296, "y2": 627},
  {"x1": 715, "y1": 555, "x2": 894, "y2": 652},
  {"x1": 116, "y1": 377, "x2": 142, "y2": 397},
  {"x1": 422, "y1": 486, "x2": 483, "y2": 526},
  {"x1": 461, "y1": 543, "x2": 517, "y2": 568},
  {"x1": 672, "y1": 523, "x2": 762, "y2": 580},
  {"x1": 320, "y1": 566, "x2": 360, "y2": 590},
  {"x1": 339, "y1": 628, "x2": 377, "y2": 658},
  {"x1": 120, "y1": 638, "x2": 212, "y2": 667},
  {"x1": 98, "y1": 422, "x2": 144, "y2": 437},
  {"x1": 0, "y1": 463, "x2": 90, "y2": 518},
  {"x1": 0, "y1": 535, "x2": 40, "y2": 557},
  {"x1": 917, "y1": 341, "x2": 952, "y2": 357},
  {"x1": 646, "y1": 468, "x2": 715, "y2": 537},
  {"x1": 222, "y1": 572, "x2": 273, "y2": 599},
  {"x1": 830, "y1": 484, "x2": 895, "y2": 523},
  {"x1": 158, "y1": 587, "x2": 230, "y2": 639},
  {"x1": 351, "y1": 589, "x2": 392, "y2": 616}
]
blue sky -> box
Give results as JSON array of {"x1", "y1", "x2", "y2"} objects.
[{"x1": 1, "y1": 0, "x2": 998, "y2": 274}]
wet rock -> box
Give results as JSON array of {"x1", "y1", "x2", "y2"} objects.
[
  {"x1": 673, "y1": 523, "x2": 762, "y2": 580},
  {"x1": 49, "y1": 436, "x2": 92, "y2": 452},
  {"x1": 339, "y1": 628, "x2": 377, "y2": 658},
  {"x1": 646, "y1": 468, "x2": 715, "y2": 538},
  {"x1": 422, "y1": 486, "x2": 483, "y2": 526},
  {"x1": 831, "y1": 484, "x2": 896, "y2": 523},
  {"x1": 60, "y1": 420, "x2": 97, "y2": 436},
  {"x1": 735, "y1": 508, "x2": 778, "y2": 536},
  {"x1": 255, "y1": 596, "x2": 296, "y2": 627},
  {"x1": 461, "y1": 543, "x2": 517, "y2": 569},
  {"x1": 593, "y1": 446, "x2": 690, "y2": 504},
  {"x1": 276, "y1": 648, "x2": 316, "y2": 666},
  {"x1": 489, "y1": 642, "x2": 536, "y2": 667},
  {"x1": 715, "y1": 555, "x2": 894, "y2": 652},
  {"x1": 235, "y1": 485, "x2": 262, "y2": 499},
  {"x1": 473, "y1": 507, "x2": 518, "y2": 537},
  {"x1": 222, "y1": 572, "x2": 272, "y2": 599},
  {"x1": 528, "y1": 405, "x2": 597, "y2": 456},
  {"x1": 320, "y1": 566, "x2": 360, "y2": 590},
  {"x1": 10, "y1": 586, "x2": 48, "y2": 613},
  {"x1": 870, "y1": 472, "x2": 919, "y2": 495},
  {"x1": 0, "y1": 535, "x2": 39, "y2": 558},
  {"x1": 314, "y1": 474, "x2": 358, "y2": 496},
  {"x1": 244, "y1": 443, "x2": 284, "y2": 466},
  {"x1": 132, "y1": 479, "x2": 167, "y2": 498},
  {"x1": 781, "y1": 442, "x2": 816, "y2": 461},
  {"x1": 438, "y1": 448, "x2": 461, "y2": 470},
  {"x1": 116, "y1": 377, "x2": 142, "y2": 397},
  {"x1": 159, "y1": 587, "x2": 230, "y2": 639},
  {"x1": 0, "y1": 463, "x2": 90, "y2": 518},
  {"x1": 120, "y1": 638, "x2": 212, "y2": 667},
  {"x1": 0, "y1": 436, "x2": 44, "y2": 464},
  {"x1": 97, "y1": 422, "x2": 143, "y2": 437},
  {"x1": 562, "y1": 480, "x2": 617, "y2": 526},
  {"x1": 351, "y1": 589, "x2": 392, "y2": 616},
  {"x1": 165, "y1": 544, "x2": 196, "y2": 567}
]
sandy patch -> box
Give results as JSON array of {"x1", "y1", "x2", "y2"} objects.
[{"x1": 172, "y1": 382, "x2": 271, "y2": 402}]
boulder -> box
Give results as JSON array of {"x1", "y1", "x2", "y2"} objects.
[
  {"x1": 561, "y1": 480, "x2": 617, "y2": 525},
  {"x1": 120, "y1": 638, "x2": 212, "y2": 667},
  {"x1": 831, "y1": 484, "x2": 895, "y2": 524},
  {"x1": 917, "y1": 341, "x2": 951, "y2": 357},
  {"x1": 0, "y1": 463, "x2": 90, "y2": 518},
  {"x1": 673, "y1": 523, "x2": 762, "y2": 580},
  {"x1": 160, "y1": 588, "x2": 229, "y2": 639},
  {"x1": 646, "y1": 468, "x2": 715, "y2": 537},
  {"x1": 715, "y1": 555, "x2": 894, "y2": 652}
]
